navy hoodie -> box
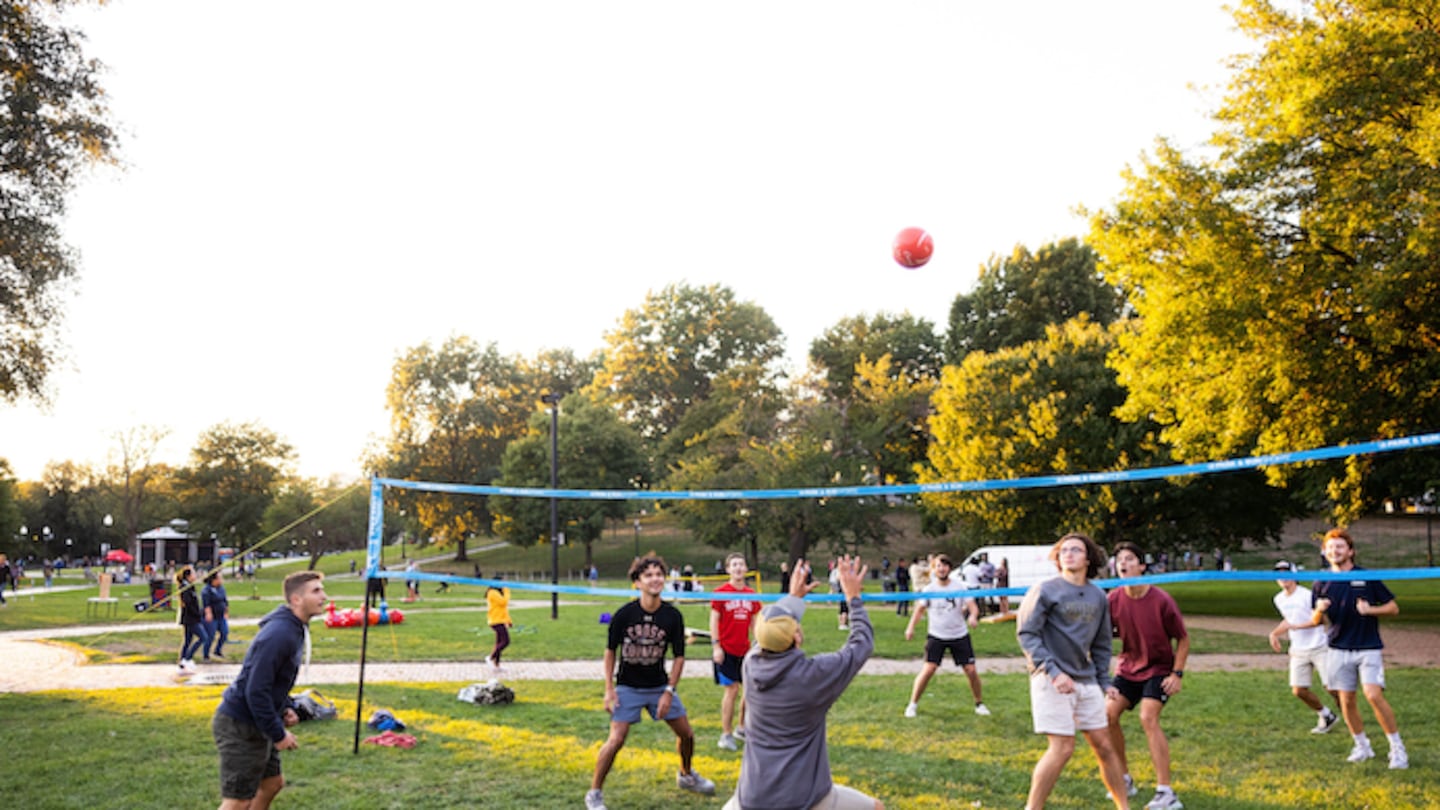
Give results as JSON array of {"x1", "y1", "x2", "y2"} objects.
[{"x1": 216, "y1": 604, "x2": 306, "y2": 742}]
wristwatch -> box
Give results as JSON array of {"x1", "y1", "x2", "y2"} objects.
[
  {"x1": 663, "y1": 684, "x2": 677, "y2": 695},
  {"x1": 1172, "y1": 670, "x2": 1184, "y2": 678}
]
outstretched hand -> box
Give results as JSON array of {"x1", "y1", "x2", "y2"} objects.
[
  {"x1": 788, "y1": 559, "x2": 819, "y2": 599},
  {"x1": 835, "y1": 555, "x2": 868, "y2": 601}
]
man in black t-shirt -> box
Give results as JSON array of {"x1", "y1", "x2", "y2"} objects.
[{"x1": 586, "y1": 556, "x2": 716, "y2": 810}]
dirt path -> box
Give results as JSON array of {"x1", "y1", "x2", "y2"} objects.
[{"x1": 3, "y1": 614, "x2": 1435, "y2": 694}]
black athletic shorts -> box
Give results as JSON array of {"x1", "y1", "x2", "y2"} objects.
[
  {"x1": 713, "y1": 652, "x2": 744, "y2": 686},
  {"x1": 924, "y1": 635, "x2": 976, "y2": 667},
  {"x1": 1111, "y1": 674, "x2": 1170, "y2": 708}
]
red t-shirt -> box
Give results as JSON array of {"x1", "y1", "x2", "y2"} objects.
[
  {"x1": 1108, "y1": 585, "x2": 1187, "y2": 680},
  {"x1": 710, "y1": 581, "x2": 759, "y2": 657}
]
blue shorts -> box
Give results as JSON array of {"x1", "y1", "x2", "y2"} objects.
[{"x1": 613, "y1": 685, "x2": 688, "y2": 724}]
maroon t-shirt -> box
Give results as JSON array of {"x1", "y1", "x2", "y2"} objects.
[{"x1": 1108, "y1": 586, "x2": 1187, "y2": 680}]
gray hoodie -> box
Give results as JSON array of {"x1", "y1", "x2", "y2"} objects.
[{"x1": 733, "y1": 595, "x2": 873, "y2": 810}]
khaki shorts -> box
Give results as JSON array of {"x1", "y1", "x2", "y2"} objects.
[
  {"x1": 723, "y1": 783, "x2": 878, "y2": 810},
  {"x1": 1029, "y1": 672, "x2": 1107, "y2": 736},
  {"x1": 1288, "y1": 645, "x2": 1331, "y2": 689},
  {"x1": 213, "y1": 712, "x2": 281, "y2": 800}
]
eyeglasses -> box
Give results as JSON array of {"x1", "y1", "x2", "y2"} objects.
[{"x1": 1058, "y1": 546, "x2": 1087, "y2": 555}]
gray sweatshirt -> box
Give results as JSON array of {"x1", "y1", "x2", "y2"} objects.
[
  {"x1": 1016, "y1": 575, "x2": 1113, "y2": 691},
  {"x1": 733, "y1": 595, "x2": 873, "y2": 810}
]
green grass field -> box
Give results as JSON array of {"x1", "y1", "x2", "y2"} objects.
[
  {"x1": 3, "y1": 532, "x2": 1436, "y2": 809},
  {"x1": 2, "y1": 670, "x2": 1435, "y2": 809}
]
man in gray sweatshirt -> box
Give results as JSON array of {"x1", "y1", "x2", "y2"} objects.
[
  {"x1": 1016, "y1": 532, "x2": 1129, "y2": 810},
  {"x1": 723, "y1": 555, "x2": 884, "y2": 810}
]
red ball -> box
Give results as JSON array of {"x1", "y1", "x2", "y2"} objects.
[{"x1": 893, "y1": 227, "x2": 934, "y2": 268}]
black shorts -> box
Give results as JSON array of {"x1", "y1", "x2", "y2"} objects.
[
  {"x1": 713, "y1": 652, "x2": 744, "y2": 686},
  {"x1": 1111, "y1": 674, "x2": 1170, "y2": 708},
  {"x1": 213, "y1": 712, "x2": 281, "y2": 800},
  {"x1": 924, "y1": 635, "x2": 976, "y2": 667}
]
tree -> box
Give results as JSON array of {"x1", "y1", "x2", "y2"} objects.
[
  {"x1": 918, "y1": 318, "x2": 1299, "y2": 552},
  {"x1": 379, "y1": 337, "x2": 532, "y2": 560},
  {"x1": 101, "y1": 425, "x2": 171, "y2": 554},
  {"x1": 808, "y1": 312, "x2": 942, "y2": 401},
  {"x1": 1, "y1": 1, "x2": 119, "y2": 403},
  {"x1": 261, "y1": 478, "x2": 368, "y2": 570},
  {"x1": 174, "y1": 422, "x2": 294, "y2": 549},
  {"x1": 490, "y1": 393, "x2": 648, "y2": 568},
  {"x1": 589, "y1": 283, "x2": 787, "y2": 450},
  {"x1": 0, "y1": 459, "x2": 22, "y2": 557},
  {"x1": 944, "y1": 238, "x2": 1123, "y2": 362},
  {"x1": 1089, "y1": 0, "x2": 1440, "y2": 521}
]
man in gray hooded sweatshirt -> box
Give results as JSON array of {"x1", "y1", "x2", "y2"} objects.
[{"x1": 723, "y1": 555, "x2": 884, "y2": 810}]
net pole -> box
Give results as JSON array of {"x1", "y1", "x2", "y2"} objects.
[{"x1": 353, "y1": 478, "x2": 386, "y2": 755}]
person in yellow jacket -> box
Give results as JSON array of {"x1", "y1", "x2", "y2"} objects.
[{"x1": 484, "y1": 576, "x2": 513, "y2": 674}]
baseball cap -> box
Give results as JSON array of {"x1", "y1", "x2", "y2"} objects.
[
  {"x1": 754, "y1": 596, "x2": 807, "y2": 652},
  {"x1": 1273, "y1": 560, "x2": 1294, "y2": 572}
]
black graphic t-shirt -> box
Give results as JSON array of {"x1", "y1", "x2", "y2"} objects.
[{"x1": 607, "y1": 599, "x2": 686, "y2": 689}]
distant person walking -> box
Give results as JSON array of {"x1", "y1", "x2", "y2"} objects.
[
  {"x1": 484, "y1": 577, "x2": 512, "y2": 674},
  {"x1": 894, "y1": 557, "x2": 911, "y2": 616},
  {"x1": 203, "y1": 571, "x2": 232, "y2": 660},
  {"x1": 175, "y1": 566, "x2": 210, "y2": 675},
  {"x1": 0, "y1": 553, "x2": 11, "y2": 605}
]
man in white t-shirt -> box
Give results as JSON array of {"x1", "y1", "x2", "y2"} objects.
[
  {"x1": 1267, "y1": 561, "x2": 1341, "y2": 734},
  {"x1": 903, "y1": 554, "x2": 988, "y2": 718}
]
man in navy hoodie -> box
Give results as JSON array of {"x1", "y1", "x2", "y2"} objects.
[{"x1": 213, "y1": 570, "x2": 328, "y2": 809}]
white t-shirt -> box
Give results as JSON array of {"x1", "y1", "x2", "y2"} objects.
[
  {"x1": 961, "y1": 563, "x2": 982, "y2": 589},
  {"x1": 921, "y1": 578, "x2": 971, "y2": 640},
  {"x1": 1273, "y1": 584, "x2": 1327, "y2": 652}
]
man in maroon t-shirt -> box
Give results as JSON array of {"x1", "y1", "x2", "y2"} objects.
[
  {"x1": 1106, "y1": 542, "x2": 1189, "y2": 810},
  {"x1": 709, "y1": 552, "x2": 759, "y2": 751}
]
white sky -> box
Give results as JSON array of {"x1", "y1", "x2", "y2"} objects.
[{"x1": 0, "y1": 0, "x2": 1251, "y2": 483}]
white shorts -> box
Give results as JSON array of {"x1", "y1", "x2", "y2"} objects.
[
  {"x1": 723, "y1": 783, "x2": 877, "y2": 810},
  {"x1": 1029, "y1": 671, "x2": 1107, "y2": 736},
  {"x1": 1288, "y1": 646, "x2": 1331, "y2": 689},
  {"x1": 1328, "y1": 648, "x2": 1385, "y2": 692}
]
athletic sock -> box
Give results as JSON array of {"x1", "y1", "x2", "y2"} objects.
[
  {"x1": 1353, "y1": 732, "x2": 1370, "y2": 746},
  {"x1": 1386, "y1": 732, "x2": 1404, "y2": 747}
]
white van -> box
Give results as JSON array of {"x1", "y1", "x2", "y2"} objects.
[{"x1": 962, "y1": 544, "x2": 1057, "y2": 591}]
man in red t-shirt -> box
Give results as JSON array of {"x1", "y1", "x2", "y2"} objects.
[
  {"x1": 709, "y1": 552, "x2": 759, "y2": 751},
  {"x1": 1106, "y1": 542, "x2": 1189, "y2": 810}
]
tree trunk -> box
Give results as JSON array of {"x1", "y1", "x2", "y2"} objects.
[{"x1": 786, "y1": 525, "x2": 810, "y2": 572}]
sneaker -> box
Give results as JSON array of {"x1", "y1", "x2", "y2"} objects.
[
  {"x1": 213, "y1": 651, "x2": 225, "y2": 660},
  {"x1": 1145, "y1": 789, "x2": 1183, "y2": 810},
  {"x1": 180, "y1": 659, "x2": 197, "y2": 672},
  {"x1": 717, "y1": 733, "x2": 738, "y2": 751},
  {"x1": 1107, "y1": 774, "x2": 1139, "y2": 801},
  {"x1": 677, "y1": 769, "x2": 716, "y2": 796},
  {"x1": 904, "y1": 702, "x2": 918, "y2": 718},
  {"x1": 1312, "y1": 711, "x2": 1339, "y2": 734},
  {"x1": 974, "y1": 703, "x2": 992, "y2": 717},
  {"x1": 482, "y1": 656, "x2": 492, "y2": 668},
  {"x1": 1347, "y1": 741, "x2": 1375, "y2": 763},
  {"x1": 1389, "y1": 743, "x2": 1409, "y2": 770},
  {"x1": 584, "y1": 788, "x2": 607, "y2": 810},
  {"x1": 733, "y1": 726, "x2": 746, "y2": 742}
]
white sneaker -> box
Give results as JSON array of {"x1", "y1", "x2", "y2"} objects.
[
  {"x1": 717, "y1": 733, "x2": 738, "y2": 751},
  {"x1": 974, "y1": 703, "x2": 992, "y2": 716},
  {"x1": 1347, "y1": 741, "x2": 1375, "y2": 763},
  {"x1": 733, "y1": 726, "x2": 746, "y2": 742},
  {"x1": 584, "y1": 788, "x2": 607, "y2": 810},
  {"x1": 1107, "y1": 774, "x2": 1138, "y2": 801},
  {"x1": 1145, "y1": 789, "x2": 1183, "y2": 809},
  {"x1": 676, "y1": 769, "x2": 715, "y2": 796},
  {"x1": 1312, "y1": 711, "x2": 1339, "y2": 734},
  {"x1": 904, "y1": 702, "x2": 918, "y2": 718},
  {"x1": 181, "y1": 659, "x2": 197, "y2": 672},
  {"x1": 1389, "y1": 743, "x2": 1409, "y2": 770}
]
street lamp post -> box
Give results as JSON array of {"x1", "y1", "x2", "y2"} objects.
[{"x1": 541, "y1": 392, "x2": 561, "y2": 620}]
